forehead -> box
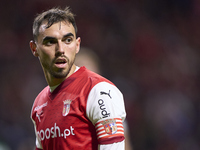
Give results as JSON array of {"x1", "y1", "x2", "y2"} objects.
[{"x1": 38, "y1": 21, "x2": 75, "y2": 38}]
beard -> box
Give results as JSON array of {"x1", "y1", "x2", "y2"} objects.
[
  {"x1": 51, "y1": 57, "x2": 74, "y2": 78},
  {"x1": 41, "y1": 55, "x2": 75, "y2": 79},
  {"x1": 50, "y1": 63, "x2": 73, "y2": 78}
]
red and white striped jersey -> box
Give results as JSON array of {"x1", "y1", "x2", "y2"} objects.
[{"x1": 31, "y1": 66, "x2": 126, "y2": 150}]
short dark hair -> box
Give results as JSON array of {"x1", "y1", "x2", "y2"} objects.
[{"x1": 32, "y1": 7, "x2": 77, "y2": 41}]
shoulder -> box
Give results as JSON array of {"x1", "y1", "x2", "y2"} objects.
[
  {"x1": 31, "y1": 86, "x2": 49, "y2": 121},
  {"x1": 35, "y1": 86, "x2": 49, "y2": 100},
  {"x1": 78, "y1": 66, "x2": 114, "y2": 88},
  {"x1": 32, "y1": 86, "x2": 49, "y2": 109}
]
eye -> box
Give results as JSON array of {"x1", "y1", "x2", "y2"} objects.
[
  {"x1": 64, "y1": 37, "x2": 73, "y2": 44},
  {"x1": 43, "y1": 39, "x2": 57, "y2": 46},
  {"x1": 45, "y1": 41, "x2": 54, "y2": 46}
]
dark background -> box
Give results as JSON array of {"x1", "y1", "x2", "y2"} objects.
[{"x1": 1, "y1": 0, "x2": 200, "y2": 149}]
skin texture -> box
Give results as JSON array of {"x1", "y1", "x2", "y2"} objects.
[{"x1": 30, "y1": 21, "x2": 81, "y2": 86}]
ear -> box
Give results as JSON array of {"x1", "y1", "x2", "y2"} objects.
[
  {"x1": 76, "y1": 37, "x2": 81, "y2": 54},
  {"x1": 30, "y1": 40, "x2": 39, "y2": 57}
]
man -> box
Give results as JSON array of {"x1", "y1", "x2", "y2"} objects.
[{"x1": 30, "y1": 7, "x2": 126, "y2": 150}]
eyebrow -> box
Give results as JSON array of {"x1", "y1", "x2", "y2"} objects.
[
  {"x1": 42, "y1": 36, "x2": 55, "y2": 42},
  {"x1": 63, "y1": 33, "x2": 74, "y2": 38},
  {"x1": 42, "y1": 33, "x2": 75, "y2": 42}
]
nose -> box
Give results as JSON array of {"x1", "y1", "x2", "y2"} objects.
[{"x1": 55, "y1": 41, "x2": 65, "y2": 56}]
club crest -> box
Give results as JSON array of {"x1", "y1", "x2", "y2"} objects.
[
  {"x1": 62, "y1": 100, "x2": 72, "y2": 116},
  {"x1": 101, "y1": 119, "x2": 117, "y2": 135}
]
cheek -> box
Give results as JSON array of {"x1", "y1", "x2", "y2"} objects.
[
  {"x1": 39, "y1": 54, "x2": 51, "y2": 69},
  {"x1": 38, "y1": 46, "x2": 54, "y2": 59},
  {"x1": 38, "y1": 50, "x2": 54, "y2": 66},
  {"x1": 66, "y1": 44, "x2": 78, "y2": 56},
  {"x1": 40, "y1": 52, "x2": 51, "y2": 62}
]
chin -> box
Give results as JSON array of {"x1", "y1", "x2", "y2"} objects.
[
  {"x1": 52, "y1": 72, "x2": 68, "y2": 78},
  {"x1": 51, "y1": 68, "x2": 71, "y2": 78}
]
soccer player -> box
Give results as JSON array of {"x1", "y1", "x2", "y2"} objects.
[{"x1": 29, "y1": 7, "x2": 126, "y2": 150}]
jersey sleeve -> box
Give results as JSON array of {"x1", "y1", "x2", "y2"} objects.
[
  {"x1": 98, "y1": 140, "x2": 125, "y2": 150},
  {"x1": 86, "y1": 81, "x2": 126, "y2": 145}
]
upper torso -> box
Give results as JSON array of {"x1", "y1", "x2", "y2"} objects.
[{"x1": 31, "y1": 66, "x2": 126, "y2": 150}]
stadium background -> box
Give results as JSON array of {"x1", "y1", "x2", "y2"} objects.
[{"x1": 1, "y1": 0, "x2": 200, "y2": 149}]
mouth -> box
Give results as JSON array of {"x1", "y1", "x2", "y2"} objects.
[{"x1": 54, "y1": 58, "x2": 67, "y2": 68}]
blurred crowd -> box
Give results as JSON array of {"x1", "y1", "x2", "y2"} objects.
[{"x1": 1, "y1": 0, "x2": 200, "y2": 149}]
